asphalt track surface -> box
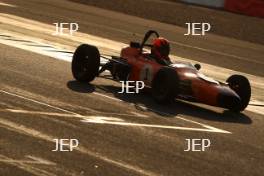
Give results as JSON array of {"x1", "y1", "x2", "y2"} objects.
[{"x1": 0, "y1": 0, "x2": 264, "y2": 176}]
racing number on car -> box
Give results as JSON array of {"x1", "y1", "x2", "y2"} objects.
[{"x1": 140, "y1": 64, "x2": 153, "y2": 84}]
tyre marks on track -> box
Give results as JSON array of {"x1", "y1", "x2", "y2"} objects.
[{"x1": 0, "y1": 117, "x2": 159, "y2": 176}]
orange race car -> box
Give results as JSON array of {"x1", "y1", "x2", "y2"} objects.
[{"x1": 71, "y1": 30, "x2": 251, "y2": 112}]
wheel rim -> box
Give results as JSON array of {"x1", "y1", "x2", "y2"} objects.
[{"x1": 74, "y1": 55, "x2": 89, "y2": 77}]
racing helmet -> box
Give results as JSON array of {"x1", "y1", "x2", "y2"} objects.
[{"x1": 151, "y1": 37, "x2": 170, "y2": 60}]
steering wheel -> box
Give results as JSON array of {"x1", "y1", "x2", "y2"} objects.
[{"x1": 140, "y1": 30, "x2": 159, "y2": 53}]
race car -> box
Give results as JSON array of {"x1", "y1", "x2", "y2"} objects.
[{"x1": 71, "y1": 30, "x2": 251, "y2": 112}]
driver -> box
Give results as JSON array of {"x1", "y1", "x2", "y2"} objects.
[{"x1": 150, "y1": 37, "x2": 172, "y2": 65}]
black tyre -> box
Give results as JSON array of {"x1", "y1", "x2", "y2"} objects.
[
  {"x1": 72, "y1": 44, "x2": 100, "y2": 82},
  {"x1": 151, "y1": 67, "x2": 179, "y2": 103},
  {"x1": 226, "y1": 75, "x2": 251, "y2": 112}
]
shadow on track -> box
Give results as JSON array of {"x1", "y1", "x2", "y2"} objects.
[
  {"x1": 67, "y1": 80, "x2": 252, "y2": 124},
  {"x1": 67, "y1": 80, "x2": 95, "y2": 93}
]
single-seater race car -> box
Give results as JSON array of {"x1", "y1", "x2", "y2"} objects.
[{"x1": 71, "y1": 30, "x2": 251, "y2": 112}]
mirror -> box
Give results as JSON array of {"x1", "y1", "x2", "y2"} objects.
[{"x1": 194, "y1": 63, "x2": 201, "y2": 70}]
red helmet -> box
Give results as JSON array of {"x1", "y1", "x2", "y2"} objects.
[{"x1": 151, "y1": 37, "x2": 170, "y2": 60}]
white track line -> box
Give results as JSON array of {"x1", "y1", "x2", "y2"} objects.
[
  {"x1": 1, "y1": 89, "x2": 230, "y2": 133},
  {"x1": 81, "y1": 117, "x2": 229, "y2": 133},
  {"x1": 0, "y1": 155, "x2": 56, "y2": 166},
  {"x1": 0, "y1": 154, "x2": 56, "y2": 176},
  {"x1": 130, "y1": 112, "x2": 149, "y2": 118},
  {"x1": 0, "y1": 2, "x2": 17, "y2": 7},
  {"x1": 92, "y1": 92, "x2": 230, "y2": 133},
  {"x1": 170, "y1": 40, "x2": 263, "y2": 64},
  {"x1": 0, "y1": 90, "x2": 79, "y2": 116},
  {"x1": 93, "y1": 92, "x2": 122, "y2": 102}
]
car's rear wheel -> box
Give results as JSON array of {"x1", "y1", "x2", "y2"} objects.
[
  {"x1": 72, "y1": 44, "x2": 100, "y2": 82},
  {"x1": 226, "y1": 75, "x2": 251, "y2": 112},
  {"x1": 151, "y1": 67, "x2": 179, "y2": 103}
]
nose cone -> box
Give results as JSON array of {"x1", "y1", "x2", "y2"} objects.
[{"x1": 218, "y1": 91, "x2": 241, "y2": 110}]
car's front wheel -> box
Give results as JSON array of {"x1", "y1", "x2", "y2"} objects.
[{"x1": 72, "y1": 44, "x2": 100, "y2": 82}]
